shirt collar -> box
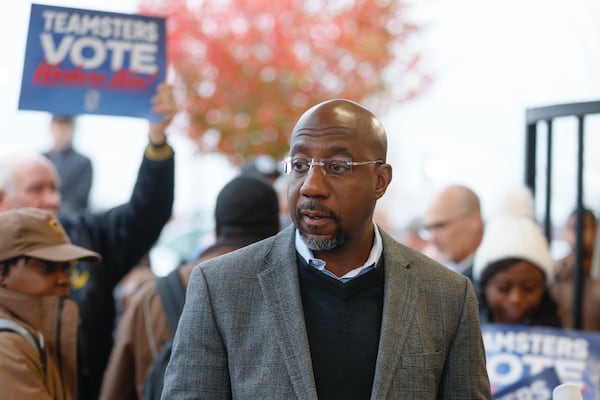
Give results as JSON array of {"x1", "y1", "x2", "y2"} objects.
[
  {"x1": 443, "y1": 254, "x2": 474, "y2": 274},
  {"x1": 295, "y1": 223, "x2": 383, "y2": 281}
]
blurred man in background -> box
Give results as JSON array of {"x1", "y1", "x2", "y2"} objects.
[
  {"x1": 100, "y1": 175, "x2": 280, "y2": 400},
  {"x1": 423, "y1": 184, "x2": 484, "y2": 281},
  {"x1": 44, "y1": 115, "x2": 93, "y2": 216}
]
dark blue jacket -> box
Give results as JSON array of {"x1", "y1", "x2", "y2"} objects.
[{"x1": 59, "y1": 151, "x2": 174, "y2": 400}]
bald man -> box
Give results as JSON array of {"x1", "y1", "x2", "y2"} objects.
[
  {"x1": 423, "y1": 184, "x2": 484, "y2": 281},
  {"x1": 162, "y1": 100, "x2": 491, "y2": 399}
]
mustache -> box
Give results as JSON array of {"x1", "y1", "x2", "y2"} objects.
[{"x1": 297, "y1": 202, "x2": 340, "y2": 222}]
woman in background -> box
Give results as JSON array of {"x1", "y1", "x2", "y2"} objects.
[{"x1": 473, "y1": 186, "x2": 560, "y2": 327}]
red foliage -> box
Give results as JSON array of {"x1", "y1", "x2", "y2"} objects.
[{"x1": 139, "y1": 0, "x2": 430, "y2": 163}]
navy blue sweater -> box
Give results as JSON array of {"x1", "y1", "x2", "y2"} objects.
[{"x1": 298, "y1": 255, "x2": 384, "y2": 400}]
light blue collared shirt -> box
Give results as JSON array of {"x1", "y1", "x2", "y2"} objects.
[
  {"x1": 295, "y1": 223, "x2": 383, "y2": 283},
  {"x1": 444, "y1": 254, "x2": 474, "y2": 275}
]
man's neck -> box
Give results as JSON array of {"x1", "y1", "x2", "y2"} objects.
[
  {"x1": 314, "y1": 246, "x2": 372, "y2": 277},
  {"x1": 296, "y1": 225, "x2": 381, "y2": 278},
  {"x1": 445, "y1": 254, "x2": 474, "y2": 274}
]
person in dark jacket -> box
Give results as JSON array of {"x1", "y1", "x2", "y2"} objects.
[
  {"x1": 0, "y1": 82, "x2": 177, "y2": 399},
  {"x1": 473, "y1": 186, "x2": 561, "y2": 327},
  {"x1": 99, "y1": 175, "x2": 281, "y2": 400},
  {"x1": 551, "y1": 208, "x2": 600, "y2": 331},
  {"x1": 0, "y1": 208, "x2": 101, "y2": 400},
  {"x1": 44, "y1": 114, "x2": 93, "y2": 216}
]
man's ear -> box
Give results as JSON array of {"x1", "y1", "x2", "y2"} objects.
[{"x1": 375, "y1": 164, "x2": 392, "y2": 200}]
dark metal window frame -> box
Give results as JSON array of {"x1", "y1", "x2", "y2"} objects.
[{"x1": 525, "y1": 100, "x2": 600, "y2": 330}]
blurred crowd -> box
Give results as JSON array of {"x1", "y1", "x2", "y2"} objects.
[{"x1": 0, "y1": 83, "x2": 598, "y2": 399}]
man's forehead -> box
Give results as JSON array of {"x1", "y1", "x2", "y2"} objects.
[
  {"x1": 290, "y1": 130, "x2": 355, "y2": 150},
  {"x1": 15, "y1": 163, "x2": 57, "y2": 185},
  {"x1": 424, "y1": 202, "x2": 455, "y2": 222},
  {"x1": 292, "y1": 125, "x2": 355, "y2": 139}
]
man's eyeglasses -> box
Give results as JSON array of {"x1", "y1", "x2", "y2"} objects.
[{"x1": 283, "y1": 157, "x2": 384, "y2": 178}]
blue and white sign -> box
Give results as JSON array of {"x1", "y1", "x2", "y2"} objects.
[
  {"x1": 493, "y1": 367, "x2": 561, "y2": 400},
  {"x1": 482, "y1": 324, "x2": 600, "y2": 399},
  {"x1": 18, "y1": 4, "x2": 166, "y2": 120}
]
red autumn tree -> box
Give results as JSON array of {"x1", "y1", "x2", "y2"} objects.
[{"x1": 139, "y1": 0, "x2": 430, "y2": 163}]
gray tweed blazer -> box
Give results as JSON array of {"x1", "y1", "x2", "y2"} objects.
[{"x1": 161, "y1": 225, "x2": 491, "y2": 399}]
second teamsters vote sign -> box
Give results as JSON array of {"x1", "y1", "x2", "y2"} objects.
[
  {"x1": 482, "y1": 324, "x2": 600, "y2": 399},
  {"x1": 18, "y1": 4, "x2": 166, "y2": 120}
]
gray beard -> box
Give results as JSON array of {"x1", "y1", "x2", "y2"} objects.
[{"x1": 300, "y1": 229, "x2": 347, "y2": 251}]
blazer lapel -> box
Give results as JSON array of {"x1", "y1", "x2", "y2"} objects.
[
  {"x1": 371, "y1": 234, "x2": 417, "y2": 399},
  {"x1": 257, "y1": 227, "x2": 318, "y2": 400}
]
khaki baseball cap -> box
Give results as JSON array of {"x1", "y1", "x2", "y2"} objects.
[{"x1": 0, "y1": 208, "x2": 101, "y2": 263}]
